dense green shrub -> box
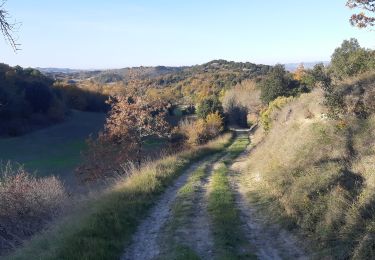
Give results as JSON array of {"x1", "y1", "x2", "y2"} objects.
[
  {"x1": 302, "y1": 63, "x2": 331, "y2": 88},
  {"x1": 196, "y1": 96, "x2": 223, "y2": 119},
  {"x1": 259, "y1": 64, "x2": 308, "y2": 104},
  {"x1": 323, "y1": 73, "x2": 375, "y2": 119},
  {"x1": 330, "y1": 38, "x2": 375, "y2": 79}
]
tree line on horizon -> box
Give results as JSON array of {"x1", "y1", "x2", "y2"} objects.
[{"x1": 0, "y1": 63, "x2": 109, "y2": 136}]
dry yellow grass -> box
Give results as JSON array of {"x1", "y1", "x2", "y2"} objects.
[{"x1": 241, "y1": 88, "x2": 375, "y2": 258}]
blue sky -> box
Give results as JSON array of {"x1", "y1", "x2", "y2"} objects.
[{"x1": 1, "y1": 0, "x2": 375, "y2": 69}]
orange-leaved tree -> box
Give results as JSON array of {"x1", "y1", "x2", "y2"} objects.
[
  {"x1": 78, "y1": 95, "x2": 171, "y2": 182},
  {"x1": 104, "y1": 95, "x2": 171, "y2": 167},
  {"x1": 293, "y1": 63, "x2": 306, "y2": 81}
]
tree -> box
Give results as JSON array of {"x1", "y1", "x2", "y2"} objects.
[
  {"x1": 78, "y1": 95, "x2": 171, "y2": 182},
  {"x1": 0, "y1": 64, "x2": 67, "y2": 136},
  {"x1": 205, "y1": 112, "x2": 224, "y2": 138},
  {"x1": 0, "y1": 1, "x2": 19, "y2": 51},
  {"x1": 103, "y1": 95, "x2": 170, "y2": 167},
  {"x1": 178, "y1": 118, "x2": 208, "y2": 146},
  {"x1": 222, "y1": 80, "x2": 262, "y2": 127},
  {"x1": 330, "y1": 38, "x2": 374, "y2": 78},
  {"x1": 347, "y1": 0, "x2": 375, "y2": 28},
  {"x1": 196, "y1": 96, "x2": 223, "y2": 119},
  {"x1": 293, "y1": 64, "x2": 306, "y2": 81},
  {"x1": 300, "y1": 63, "x2": 331, "y2": 88},
  {"x1": 176, "y1": 112, "x2": 224, "y2": 147},
  {"x1": 259, "y1": 64, "x2": 290, "y2": 104},
  {"x1": 259, "y1": 64, "x2": 310, "y2": 104}
]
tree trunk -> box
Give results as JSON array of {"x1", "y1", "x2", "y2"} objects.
[{"x1": 136, "y1": 141, "x2": 142, "y2": 168}]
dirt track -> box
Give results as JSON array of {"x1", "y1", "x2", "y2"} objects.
[{"x1": 122, "y1": 133, "x2": 309, "y2": 260}]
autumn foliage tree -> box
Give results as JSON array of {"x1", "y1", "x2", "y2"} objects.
[
  {"x1": 104, "y1": 96, "x2": 170, "y2": 165},
  {"x1": 205, "y1": 112, "x2": 224, "y2": 137},
  {"x1": 177, "y1": 112, "x2": 224, "y2": 147},
  {"x1": 347, "y1": 0, "x2": 375, "y2": 27},
  {"x1": 293, "y1": 64, "x2": 306, "y2": 81},
  {"x1": 78, "y1": 95, "x2": 171, "y2": 182},
  {"x1": 222, "y1": 80, "x2": 262, "y2": 127}
]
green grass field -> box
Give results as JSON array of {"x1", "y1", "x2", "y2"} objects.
[{"x1": 0, "y1": 110, "x2": 106, "y2": 183}]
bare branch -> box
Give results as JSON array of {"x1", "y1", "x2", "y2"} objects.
[{"x1": 0, "y1": 0, "x2": 20, "y2": 51}]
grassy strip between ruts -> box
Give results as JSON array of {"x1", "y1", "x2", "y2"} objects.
[
  {"x1": 224, "y1": 133, "x2": 250, "y2": 163},
  {"x1": 7, "y1": 133, "x2": 233, "y2": 260},
  {"x1": 158, "y1": 164, "x2": 208, "y2": 260},
  {"x1": 207, "y1": 134, "x2": 256, "y2": 260}
]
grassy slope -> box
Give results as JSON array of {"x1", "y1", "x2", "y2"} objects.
[
  {"x1": 0, "y1": 110, "x2": 105, "y2": 180},
  {"x1": 7, "y1": 134, "x2": 232, "y2": 260},
  {"x1": 242, "y1": 89, "x2": 375, "y2": 258}
]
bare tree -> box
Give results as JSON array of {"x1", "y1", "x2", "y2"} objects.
[{"x1": 0, "y1": 0, "x2": 19, "y2": 51}]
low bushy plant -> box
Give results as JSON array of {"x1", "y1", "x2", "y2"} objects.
[
  {"x1": 205, "y1": 112, "x2": 224, "y2": 138},
  {"x1": 178, "y1": 112, "x2": 224, "y2": 146},
  {"x1": 0, "y1": 162, "x2": 67, "y2": 254},
  {"x1": 260, "y1": 96, "x2": 293, "y2": 131},
  {"x1": 178, "y1": 119, "x2": 208, "y2": 146}
]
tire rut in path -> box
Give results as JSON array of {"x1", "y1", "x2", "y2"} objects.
[
  {"x1": 190, "y1": 164, "x2": 216, "y2": 259},
  {"x1": 229, "y1": 146, "x2": 309, "y2": 260},
  {"x1": 189, "y1": 169, "x2": 215, "y2": 259},
  {"x1": 121, "y1": 154, "x2": 220, "y2": 260},
  {"x1": 159, "y1": 161, "x2": 218, "y2": 259}
]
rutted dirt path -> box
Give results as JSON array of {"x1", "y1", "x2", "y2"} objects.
[
  {"x1": 121, "y1": 154, "x2": 221, "y2": 260},
  {"x1": 230, "y1": 139, "x2": 309, "y2": 260},
  {"x1": 121, "y1": 161, "x2": 203, "y2": 260},
  {"x1": 171, "y1": 163, "x2": 217, "y2": 258},
  {"x1": 122, "y1": 133, "x2": 309, "y2": 260},
  {"x1": 158, "y1": 161, "x2": 219, "y2": 260}
]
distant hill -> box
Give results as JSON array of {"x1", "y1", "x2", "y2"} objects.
[
  {"x1": 40, "y1": 66, "x2": 186, "y2": 83},
  {"x1": 38, "y1": 60, "x2": 271, "y2": 84},
  {"x1": 37, "y1": 60, "x2": 272, "y2": 105},
  {"x1": 40, "y1": 60, "x2": 330, "y2": 82},
  {"x1": 37, "y1": 67, "x2": 88, "y2": 74},
  {"x1": 94, "y1": 66, "x2": 186, "y2": 84},
  {"x1": 121, "y1": 60, "x2": 272, "y2": 104}
]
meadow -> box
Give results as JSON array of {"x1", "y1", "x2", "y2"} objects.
[{"x1": 0, "y1": 110, "x2": 106, "y2": 184}]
